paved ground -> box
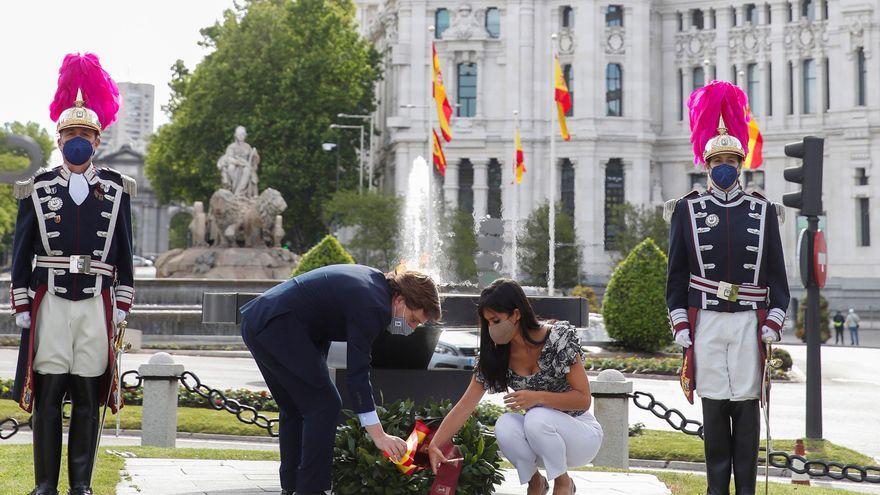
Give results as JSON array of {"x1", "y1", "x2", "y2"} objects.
[{"x1": 116, "y1": 459, "x2": 673, "y2": 495}]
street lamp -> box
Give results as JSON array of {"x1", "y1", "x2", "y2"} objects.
[
  {"x1": 330, "y1": 123, "x2": 366, "y2": 194},
  {"x1": 338, "y1": 113, "x2": 375, "y2": 192},
  {"x1": 322, "y1": 142, "x2": 341, "y2": 191}
]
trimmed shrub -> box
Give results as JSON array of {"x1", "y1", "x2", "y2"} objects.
[
  {"x1": 571, "y1": 284, "x2": 600, "y2": 313},
  {"x1": 771, "y1": 348, "x2": 793, "y2": 372},
  {"x1": 795, "y1": 294, "x2": 831, "y2": 343},
  {"x1": 602, "y1": 238, "x2": 671, "y2": 352},
  {"x1": 292, "y1": 234, "x2": 355, "y2": 276},
  {"x1": 333, "y1": 400, "x2": 504, "y2": 494}
]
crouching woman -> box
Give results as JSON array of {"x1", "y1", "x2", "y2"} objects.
[{"x1": 427, "y1": 279, "x2": 603, "y2": 495}]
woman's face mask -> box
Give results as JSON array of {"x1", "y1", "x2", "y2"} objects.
[{"x1": 488, "y1": 316, "x2": 518, "y2": 345}]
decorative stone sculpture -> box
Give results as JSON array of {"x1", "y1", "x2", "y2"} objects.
[
  {"x1": 273, "y1": 215, "x2": 285, "y2": 248},
  {"x1": 189, "y1": 201, "x2": 208, "y2": 247},
  {"x1": 217, "y1": 126, "x2": 260, "y2": 198},
  {"x1": 208, "y1": 188, "x2": 287, "y2": 248}
]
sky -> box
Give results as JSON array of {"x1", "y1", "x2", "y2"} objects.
[{"x1": 1, "y1": 0, "x2": 237, "y2": 140}]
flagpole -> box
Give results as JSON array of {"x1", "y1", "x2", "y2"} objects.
[
  {"x1": 548, "y1": 33, "x2": 557, "y2": 296},
  {"x1": 512, "y1": 110, "x2": 520, "y2": 281},
  {"x1": 426, "y1": 26, "x2": 436, "y2": 262}
]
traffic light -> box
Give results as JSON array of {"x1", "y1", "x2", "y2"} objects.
[{"x1": 783, "y1": 136, "x2": 824, "y2": 216}]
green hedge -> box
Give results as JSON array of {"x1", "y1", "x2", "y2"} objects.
[
  {"x1": 602, "y1": 238, "x2": 671, "y2": 352},
  {"x1": 292, "y1": 234, "x2": 355, "y2": 277}
]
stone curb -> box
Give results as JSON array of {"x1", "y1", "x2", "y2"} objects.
[{"x1": 630, "y1": 458, "x2": 788, "y2": 478}]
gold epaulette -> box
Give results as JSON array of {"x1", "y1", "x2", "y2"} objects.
[
  {"x1": 663, "y1": 199, "x2": 677, "y2": 222},
  {"x1": 773, "y1": 202, "x2": 786, "y2": 224},
  {"x1": 100, "y1": 167, "x2": 138, "y2": 197}
]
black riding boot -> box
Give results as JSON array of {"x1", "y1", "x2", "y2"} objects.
[
  {"x1": 702, "y1": 398, "x2": 732, "y2": 495},
  {"x1": 67, "y1": 375, "x2": 102, "y2": 495},
  {"x1": 30, "y1": 373, "x2": 69, "y2": 495},
  {"x1": 730, "y1": 399, "x2": 760, "y2": 495}
]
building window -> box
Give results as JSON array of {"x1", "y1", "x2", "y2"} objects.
[
  {"x1": 710, "y1": 9, "x2": 716, "y2": 29},
  {"x1": 485, "y1": 7, "x2": 501, "y2": 38},
  {"x1": 731, "y1": 6, "x2": 737, "y2": 27},
  {"x1": 802, "y1": 0, "x2": 814, "y2": 20},
  {"x1": 857, "y1": 48, "x2": 866, "y2": 106},
  {"x1": 561, "y1": 6, "x2": 574, "y2": 28},
  {"x1": 787, "y1": 2, "x2": 794, "y2": 22},
  {"x1": 606, "y1": 63, "x2": 622, "y2": 116},
  {"x1": 487, "y1": 159, "x2": 503, "y2": 218},
  {"x1": 856, "y1": 167, "x2": 869, "y2": 185},
  {"x1": 743, "y1": 170, "x2": 765, "y2": 191},
  {"x1": 787, "y1": 61, "x2": 795, "y2": 114},
  {"x1": 606, "y1": 5, "x2": 623, "y2": 26},
  {"x1": 731, "y1": 64, "x2": 738, "y2": 85},
  {"x1": 678, "y1": 69, "x2": 684, "y2": 121},
  {"x1": 563, "y1": 64, "x2": 575, "y2": 116},
  {"x1": 561, "y1": 159, "x2": 575, "y2": 217},
  {"x1": 823, "y1": 57, "x2": 830, "y2": 111},
  {"x1": 677, "y1": 12, "x2": 683, "y2": 32},
  {"x1": 604, "y1": 159, "x2": 625, "y2": 250},
  {"x1": 747, "y1": 63, "x2": 760, "y2": 115},
  {"x1": 745, "y1": 3, "x2": 757, "y2": 24},
  {"x1": 692, "y1": 9, "x2": 704, "y2": 30},
  {"x1": 803, "y1": 58, "x2": 816, "y2": 114},
  {"x1": 693, "y1": 66, "x2": 705, "y2": 89},
  {"x1": 767, "y1": 62, "x2": 773, "y2": 115},
  {"x1": 435, "y1": 9, "x2": 450, "y2": 38},
  {"x1": 822, "y1": 0, "x2": 828, "y2": 20},
  {"x1": 858, "y1": 198, "x2": 871, "y2": 247},
  {"x1": 457, "y1": 63, "x2": 477, "y2": 117},
  {"x1": 766, "y1": 4, "x2": 772, "y2": 24},
  {"x1": 458, "y1": 159, "x2": 474, "y2": 214}
]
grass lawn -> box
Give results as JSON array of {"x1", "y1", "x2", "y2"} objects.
[
  {"x1": 0, "y1": 398, "x2": 277, "y2": 437},
  {"x1": 654, "y1": 471, "x2": 859, "y2": 495},
  {"x1": 0, "y1": 444, "x2": 279, "y2": 495}
]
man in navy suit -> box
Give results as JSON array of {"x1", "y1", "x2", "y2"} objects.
[{"x1": 240, "y1": 264, "x2": 441, "y2": 495}]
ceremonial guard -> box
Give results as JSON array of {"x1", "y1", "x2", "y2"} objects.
[
  {"x1": 665, "y1": 81, "x2": 790, "y2": 495},
  {"x1": 10, "y1": 53, "x2": 135, "y2": 495}
]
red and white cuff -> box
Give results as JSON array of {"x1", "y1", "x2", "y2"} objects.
[
  {"x1": 11, "y1": 287, "x2": 30, "y2": 313},
  {"x1": 669, "y1": 308, "x2": 689, "y2": 333},
  {"x1": 764, "y1": 308, "x2": 785, "y2": 333},
  {"x1": 115, "y1": 285, "x2": 134, "y2": 312}
]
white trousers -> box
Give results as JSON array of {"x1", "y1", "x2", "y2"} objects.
[
  {"x1": 495, "y1": 407, "x2": 603, "y2": 484},
  {"x1": 694, "y1": 310, "x2": 761, "y2": 401},
  {"x1": 34, "y1": 292, "x2": 109, "y2": 377}
]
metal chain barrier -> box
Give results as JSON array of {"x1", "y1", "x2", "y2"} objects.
[
  {"x1": 0, "y1": 416, "x2": 30, "y2": 440},
  {"x1": 628, "y1": 389, "x2": 880, "y2": 483},
  {"x1": 177, "y1": 370, "x2": 278, "y2": 437}
]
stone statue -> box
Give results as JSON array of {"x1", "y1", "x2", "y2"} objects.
[
  {"x1": 217, "y1": 126, "x2": 260, "y2": 197},
  {"x1": 189, "y1": 201, "x2": 208, "y2": 247},
  {"x1": 208, "y1": 187, "x2": 287, "y2": 248},
  {"x1": 272, "y1": 215, "x2": 285, "y2": 248}
]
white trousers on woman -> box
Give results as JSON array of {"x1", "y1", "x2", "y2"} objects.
[{"x1": 495, "y1": 407, "x2": 604, "y2": 484}]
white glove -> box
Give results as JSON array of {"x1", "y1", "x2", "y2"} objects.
[
  {"x1": 761, "y1": 326, "x2": 780, "y2": 343},
  {"x1": 114, "y1": 309, "x2": 127, "y2": 325},
  {"x1": 15, "y1": 312, "x2": 31, "y2": 329},
  {"x1": 674, "y1": 329, "x2": 692, "y2": 348}
]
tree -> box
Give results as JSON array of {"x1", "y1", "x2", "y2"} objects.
[
  {"x1": 0, "y1": 122, "x2": 55, "y2": 253},
  {"x1": 145, "y1": 0, "x2": 381, "y2": 251},
  {"x1": 441, "y1": 208, "x2": 478, "y2": 283},
  {"x1": 602, "y1": 238, "x2": 671, "y2": 352},
  {"x1": 292, "y1": 234, "x2": 355, "y2": 276},
  {"x1": 322, "y1": 190, "x2": 401, "y2": 270},
  {"x1": 517, "y1": 202, "x2": 582, "y2": 288},
  {"x1": 795, "y1": 294, "x2": 831, "y2": 343},
  {"x1": 607, "y1": 202, "x2": 669, "y2": 260}
]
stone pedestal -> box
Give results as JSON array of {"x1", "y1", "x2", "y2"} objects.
[
  {"x1": 139, "y1": 352, "x2": 184, "y2": 448},
  {"x1": 591, "y1": 369, "x2": 633, "y2": 468},
  {"x1": 155, "y1": 247, "x2": 299, "y2": 279}
]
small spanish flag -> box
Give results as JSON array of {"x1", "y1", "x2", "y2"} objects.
[
  {"x1": 744, "y1": 108, "x2": 763, "y2": 170},
  {"x1": 432, "y1": 129, "x2": 447, "y2": 176},
  {"x1": 553, "y1": 56, "x2": 571, "y2": 141},
  {"x1": 387, "y1": 420, "x2": 432, "y2": 475},
  {"x1": 433, "y1": 44, "x2": 453, "y2": 142},
  {"x1": 514, "y1": 128, "x2": 525, "y2": 184}
]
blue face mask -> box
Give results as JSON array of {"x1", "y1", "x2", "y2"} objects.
[
  {"x1": 387, "y1": 304, "x2": 414, "y2": 336},
  {"x1": 710, "y1": 164, "x2": 739, "y2": 190},
  {"x1": 62, "y1": 136, "x2": 95, "y2": 166}
]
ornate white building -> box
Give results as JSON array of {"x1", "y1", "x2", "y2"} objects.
[{"x1": 356, "y1": 0, "x2": 879, "y2": 302}]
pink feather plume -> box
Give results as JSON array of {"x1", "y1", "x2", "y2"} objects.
[
  {"x1": 49, "y1": 53, "x2": 121, "y2": 130},
  {"x1": 687, "y1": 80, "x2": 750, "y2": 166}
]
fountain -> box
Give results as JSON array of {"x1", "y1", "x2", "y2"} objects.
[{"x1": 398, "y1": 155, "x2": 448, "y2": 282}]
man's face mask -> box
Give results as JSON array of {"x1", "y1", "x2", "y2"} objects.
[
  {"x1": 387, "y1": 301, "x2": 414, "y2": 336},
  {"x1": 488, "y1": 318, "x2": 518, "y2": 345},
  {"x1": 61, "y1": 136, "x2": 95, "y2": 166}
]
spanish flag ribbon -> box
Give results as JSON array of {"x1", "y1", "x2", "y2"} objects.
[
  {"x1": 432, "y1": 129, "x2": 447, "y2": 176},
  {"x1": 514, "y1": 128, "x2": 525, "y2": 184},
  {"x1": 387, "y1": 420, "x2": 432, "y2": 475},
  {"x1": 743, "y1": 107, "x2": 763, "y2": 170},
  {"x1": 553, "y1": 56, "x2": 571, "y2": 141},
  {"x1": 433, "y1": 44, "x2": 453, "y2": 142}
]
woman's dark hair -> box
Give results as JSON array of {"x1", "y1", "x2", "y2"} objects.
[{"x1": 475, "y1": 279, "x2": 543, "y2": 392}]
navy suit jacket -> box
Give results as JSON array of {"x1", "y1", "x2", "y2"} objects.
[{"x1": 240, "y1": 264, "x2": 392, "y2": 414}]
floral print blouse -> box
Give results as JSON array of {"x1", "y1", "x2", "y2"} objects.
[{"x1": 475, "y1": 321, "x2": 585, "y2": 416}]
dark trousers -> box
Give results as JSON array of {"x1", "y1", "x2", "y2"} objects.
[
  {"x1": 242, "y1": 316, "x2": 342, "y2": 493},
  {"x1": 834, "y1": 327, "x2": 844, "y2": 345},
  {"x1": 702, "y1": 398, "x2": 760, "y2": 495}
]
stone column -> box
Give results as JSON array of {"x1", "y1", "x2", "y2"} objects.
[
  {"x1": 473, "y1": 158, "x2": 489, "y2": 221},
  {"x1": 770, "y1": 1, "x2": 787, "y2": 124},
  {"x1": 139, "y1": 352, "x2": 185, "y2": 448},
  {"x1": 591, "y1": 369, "x2": 634, "y2": 469},
  {"x1": 443, "y1": 160, "x2": 460, "y2": 208}
]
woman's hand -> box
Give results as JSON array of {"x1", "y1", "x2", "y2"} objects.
[
  {"x1": 371, "y1": 432, "x2": 407, "y2": 461},
  {"x1": 503, "y1": 390, "x2": 544, "y2": 411},
  {"x1": 427, "y1": 441, "x2": 448, "y2": 474}
]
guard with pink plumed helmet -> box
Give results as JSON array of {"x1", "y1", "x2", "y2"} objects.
[{"x1": 10, "y1": 53, "x2": 136, "y2": 495}]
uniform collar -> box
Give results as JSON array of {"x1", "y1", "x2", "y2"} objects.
[
  {"x1": 708, "y1": 182, "x2": 743, "y2": 202},
  {"x1": 60, "y1": 163, "x2": 99, "y2": 186}
]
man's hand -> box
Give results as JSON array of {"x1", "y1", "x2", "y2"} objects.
[
  {"x1": 761, "y1": 326, "x2": 780, "y2": 343},
  {"x1": 503, "y1": 390, "x2": 544, "y2": 412},
  {"x1": 674, "y1": 329, "x2": 692, "y2": 348},
  {"x1": 114, "y1": 309, "x2": 127, "y2": 325},
  {"x1": 370, "y1": 431, "x2": 407, "y2": 461},
  {"x1": 15, "y1": 312, "x2": 31, "y2": 329}
]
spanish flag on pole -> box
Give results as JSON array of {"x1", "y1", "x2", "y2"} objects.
[
  {"x1": 432, "y1": 44, "x2": 453, "y2": 142},
  {"x1": 514, "y1": 128, "x2": 526, "y2": 184},
  {"x1": 432, "y1": 129, "x2": 447, "y2": 176},
  {"x1": 743, "y1": 107, "x2": 763, "y2": 170},
  {"x1": 553, "y1": 56, "x2": 571, "y2": 141}
]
